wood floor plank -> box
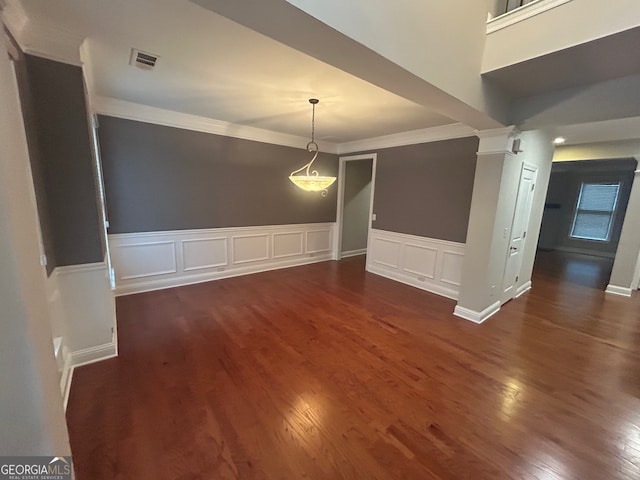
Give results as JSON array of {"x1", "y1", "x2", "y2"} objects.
[{"x1": 67, "y1": 252, "x2": 640, "y2": 479}]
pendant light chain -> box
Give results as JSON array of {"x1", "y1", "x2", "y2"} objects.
[
  {"x1": 307, "y1": 98, "x2": 319, "y2": 153},
  {"x1": 311, "y1": 101, "x2": 315, "y2": 145}
]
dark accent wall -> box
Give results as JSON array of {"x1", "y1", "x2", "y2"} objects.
[
  {"x1": 97, "y1": 116, "x2": 338, "y2": 234},
  {"x1": 14, "y1": 54, "x2": 103, "y2": 272},
  {"x1": 368, "y1": 136, "x2": 479, "y2": 243},
  {"x1": 538, "y1": 158, "x2": 637, "y2": 256},
  {"x1": 12, "y1": 48, "x2": 57, "y2": 275}
]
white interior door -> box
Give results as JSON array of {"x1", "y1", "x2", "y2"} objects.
[{"x1": 502, "y1": 164, "x2": 537, "y2": 304}]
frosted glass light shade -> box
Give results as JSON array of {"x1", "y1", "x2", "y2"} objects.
[{"x1": 289, "y1": 175, "x2": 337, "y2": 192}]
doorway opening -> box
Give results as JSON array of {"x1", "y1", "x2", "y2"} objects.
[
  {"x1": 335, "y1": 154, "x2": 376, "y2": 262},
  {"x1": 535, "y1": 158, "x2": 637, "y2": 290}
]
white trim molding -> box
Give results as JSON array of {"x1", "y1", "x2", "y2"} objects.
[
  {"x1": 515, "y1": 280, "x2": 532, "y2": 298},
  {"x1": 366, "y1": 229, "x2": 465, "y2": 300},
  {"x1": 335, "y1": 153, "x2": 377, "y2": 260},
  {"x1": 605, "y1": 284, "x2": 633, "y2": 297},
  {"x1": 453, "y1": 301, "x2": 501, "y2": 324},
  {"x1": 45, "y1": 260, "x2": 118, "y2": 410},
  {"x1": 476, "y1": 126, "x2": 520, "y2": 156},
  {"x1": 62, "y1": 339, "x2": 118, "y2": 411},
  {"x1": 92, "y1": 96, "x2": 339, "y2": 154},
  {"x1": 341, "y1": 248, "x2": 367, "y2": 258},
  {"x1": 71, "y1": 342, "x2": 118, "y2": 368},
  {"x1": 4, "y1": 9, "x2": 84, "y2": 66},
  {"x1": 487, "y1": 0, "x2": 573, "y2": 34},
  {"x1": 110, "y1": 223, "x2": 336, "y2": 296},
  {"x1": 337, "y1": 123, "x2": 476, "y2": 155}
]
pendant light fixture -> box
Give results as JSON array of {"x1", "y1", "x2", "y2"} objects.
[{"x1": 289, "y1": 98, "x2": 336, "y2": 197}]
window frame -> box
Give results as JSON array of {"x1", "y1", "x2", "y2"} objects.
[{"x1": 569, "y1": 181, "x2": 621, "y2": 243}]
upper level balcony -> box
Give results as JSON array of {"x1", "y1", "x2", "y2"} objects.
[{"x1": 483, "y1": 0, "x2": 640, "y2": 72}]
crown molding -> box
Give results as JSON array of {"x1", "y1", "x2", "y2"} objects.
[
  {"x1": 486, "y1": 0, "x2": 572, "y2": 34},
  {"x1": 336, "y1": 123, "x2": 476, "y2": 154},
  {"x1": 475, "y1": 126, "x2": 520, "y2": 155},
  {"x1": 92, "y1": 96, "x2": 339, "y2": 154},
  {"x1": 474, "y1": 126, "x2": 519, "y2": 139}
]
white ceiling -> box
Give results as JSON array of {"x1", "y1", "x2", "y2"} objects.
[{"x1": 18, "y1": 0, "x2": 455, "y2": 143}]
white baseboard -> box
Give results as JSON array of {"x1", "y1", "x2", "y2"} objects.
[
  {"x1": 453, "y1": 301, "x2": 501, "y2": 324},
  {"x1": 60, "y1": 348, "x2": 73, "y2": 412},
  {"x1": 340, "y1": 248, "x2": 366, "y2": 258},
  {"x1": 70, "y1": 342, "x2": 118, "y2": 368},
  {"x1": 515, "y1": 280, "x2": 532, "y2": 298},
  {"x1": 605, "y1": 284, "x2": 633, "y2": 297},
  {"x1": 61, "y1": 340, "x2": 118, "y2": 412},
  {"x1": 367, "y1": 263, "x2": 459, "y2": 300}
]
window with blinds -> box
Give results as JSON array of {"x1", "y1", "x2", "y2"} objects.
[{"x1": 570, "y1": 182, "x2": 621, "y2": 242}]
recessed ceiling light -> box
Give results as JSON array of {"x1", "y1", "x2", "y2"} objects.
[{"x1": 553, "y1": 137, "x2": 566, "y2": 145}]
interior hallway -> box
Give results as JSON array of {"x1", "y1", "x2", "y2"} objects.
[
  {"x1": 533, "y1": 250, "x2": 615, "y2": 291},
  {"x1": 66, "y1": 256, "x2": 640, "y2": 479}
]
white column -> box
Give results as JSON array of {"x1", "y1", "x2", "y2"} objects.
[
  {"x1": 607, "y1": 168, "x2": 640, "y2": 296},
  {"x1": 455, "y1": 127, "x2": 519, "y2": 322},
  {"x1": 454, "y1": 128, "x2": 554, "y2": 323}
]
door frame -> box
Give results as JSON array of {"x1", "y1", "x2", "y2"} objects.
[
  {"x1": 333, "y1": 153, "x2": 377, "y2": 260},
  {"x1": 501, "y1": 162, "x2": 538, "y2": 304}
]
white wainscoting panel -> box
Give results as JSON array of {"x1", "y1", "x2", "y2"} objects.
[
  {"x1": 182, "y1": 237, "x2": 228, "y2": 271},
  {"x1": 306, "y1": 229, "x2": 332, "y2": 254},
  {"x1": 232, "y1": 234, "x2": 270, "y2": 264},
  {"x1": 403, "y1": 243, "x2": 437, "y2": 279},
  {"x1": 45, "y1": 261, "x2": 117, "y2": 409},
  {"x1": 440, "y1": 250, "x2": 464, "y2": 287},
  {"x1": 114, "y1": 241, "x2": 177, "y2": 279},
  {"x1": 367, "y1": 229, "x2": 465, "y2": 300},
  {"x1": 110, "y1": 223, "x2": 336, "y2": 295},
  {"x1": 371, "y1": 237, "x2": 401, "y2": 268},
  {"x1": 273, "y1": 231, "x2": 304, "y2": 259}
]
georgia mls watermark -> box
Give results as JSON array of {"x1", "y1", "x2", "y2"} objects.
[{"x1": 0, "y1": 456, "x2": 72, "y2": 480}]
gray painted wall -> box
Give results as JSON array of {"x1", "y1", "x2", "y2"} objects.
[
  {"x1": 341, "y1": 159, "x2": 372, "y2": 253},
  {"x1": 97, "y1": 115, "x2": 338, "y2": 233},
  {"x1": 19, "y1": 55, "x2": 103, "y2": 269},
  {"x1": 13, "y1": 50, "x2": 57, "y2": 274},
  {"x1": 538, "y1": 158, "x2": 636, "y2": 257},
  {"x1": 368, "y1": 137, "x2": 479, "y2": 243}
]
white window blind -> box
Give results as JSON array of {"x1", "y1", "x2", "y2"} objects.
[{"x1": 570, "y1": 182, "x2": 621, "y2": 242}]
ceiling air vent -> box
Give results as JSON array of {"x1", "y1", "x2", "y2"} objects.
[{"x1": 129, "y1": 49, "x2": 159, "y2": 70}]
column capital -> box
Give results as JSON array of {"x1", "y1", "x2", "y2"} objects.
[{"x1": 475, "y1": 126, "x2": 521, "y2": 156}]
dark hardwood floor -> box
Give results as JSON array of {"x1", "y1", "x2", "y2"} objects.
[
  {"x1": 533, "y1": 249, "x2": 614, "y2": 290},
  {"x1": 67, "y1": 254, "x2": 640, "y2": 479}
]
